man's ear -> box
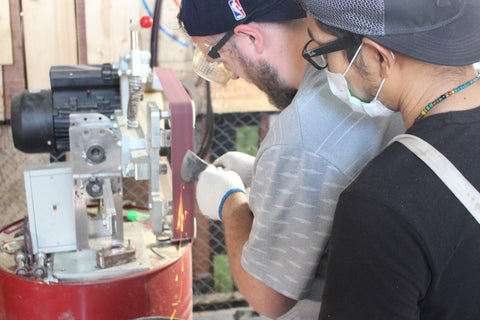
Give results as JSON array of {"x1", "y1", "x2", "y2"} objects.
[
  {"x1": 233, "y1": 24, "x2": 265, "y2": 54},
  {"x1": 363, "y1": 37, "x2": 396, "y2": 78}
]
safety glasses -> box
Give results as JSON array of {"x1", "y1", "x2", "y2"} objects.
[
  {"x1": 192, "y1": 0, "x2": 280, "y2": 84},
  {"x1": 192, "y1": 44, "x2": 234, "y2": 85},
  {"x1": 302, "y1": 36, "x2": 359, "y2": 70}
]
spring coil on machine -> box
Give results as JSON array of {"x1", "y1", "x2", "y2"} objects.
[{"x1": 127, "y1": 76, "x2": 146, "y2": 128}]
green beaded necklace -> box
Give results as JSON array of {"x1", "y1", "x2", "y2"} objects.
[{"x1": 416, "y1": 74, "x2": 480, "y2": 122}]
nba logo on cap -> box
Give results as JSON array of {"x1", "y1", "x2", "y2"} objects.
[{"x1": 228, "y1": 0, "x2": 246, "y2": 20}]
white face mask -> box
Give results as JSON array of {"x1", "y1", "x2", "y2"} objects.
[{"x1": 325, "y1": 43, "x2": 394, "y2": 117}]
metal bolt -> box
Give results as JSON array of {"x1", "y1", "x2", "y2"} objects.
[
  {"x1": 14, "y1": 252, "x2": 28, "y2": 276},
  {"x1": 33, "y1": 253, "x2": 46, "y2": 278},
  {"x1": 91, "y1": 184, "x2": 101, "y2": 193}
]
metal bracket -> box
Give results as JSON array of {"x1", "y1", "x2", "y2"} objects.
[{"x1": 96, "y1": 240, "x2": 136, "y2": 269}]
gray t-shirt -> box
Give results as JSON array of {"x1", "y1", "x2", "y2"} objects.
[{"x1": 242, "y1": 64, "x2": 404, "y2": 319}]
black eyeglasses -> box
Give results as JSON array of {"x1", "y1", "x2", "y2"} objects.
[
  {"x1": 208, "y1": 0, "x2": 281, "y2": 59},
  {"x1": 302, "y1": 37, "x2": 359, "y2": 70}
]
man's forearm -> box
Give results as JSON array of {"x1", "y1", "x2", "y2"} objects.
[{"x1": 221, "y1": 192, "x2": 296, "y2": 318}]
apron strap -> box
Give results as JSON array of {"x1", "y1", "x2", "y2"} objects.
[{"x1": 389, "y1": 134, "x2": 480, "y2": 224}]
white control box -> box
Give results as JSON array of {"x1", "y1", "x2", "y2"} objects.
[{"x1": 24, "y1": 162, "x2": 76, "y2": 254}]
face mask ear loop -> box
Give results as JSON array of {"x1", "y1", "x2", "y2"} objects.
[
  {"x1": 373, "y1": 51, "x2": 394, "y2": 100},
  {"x1": 343, "y1": 43, "x2": 364, "y2": 76},
  {"x1": 373, "y1": 78, "x2": 386, "y2": 100}
]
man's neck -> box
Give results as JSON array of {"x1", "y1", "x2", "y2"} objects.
[{"x1": 396, "y1": 65, "x2": 479, "y2": 128}]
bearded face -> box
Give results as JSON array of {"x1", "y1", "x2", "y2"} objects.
[{"x1": 235, "y1": 48, "x2": 298, "y2": 110}]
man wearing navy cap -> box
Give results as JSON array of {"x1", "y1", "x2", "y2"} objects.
[
  {"x1": 178, "y1": 0, "x2": 403, "y2": 318},
  {"x1": 182, "y1": 0, "x2": 308, "y2": 108}
]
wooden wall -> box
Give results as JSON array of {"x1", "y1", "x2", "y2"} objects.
[
  {"x1": 0, "y1": 0, "x2": 274, "y2": 121},
  {"x1": 0, "y1": 1, "x2": 13, "y2": 66}
]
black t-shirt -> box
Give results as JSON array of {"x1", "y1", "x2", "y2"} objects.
[{"x1": 319, "y1": 106, "x2": 480, "y2": 320}]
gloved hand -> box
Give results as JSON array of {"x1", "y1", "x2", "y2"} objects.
[
  {"x1": 213, "y1": 151, "x2": 255, "y2": 188},
  {"x1": 196, "y1": 165, "x2": 246, "y2": 220}
]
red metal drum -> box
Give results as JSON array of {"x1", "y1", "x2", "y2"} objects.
[{"x1": 0, "y1": 243, "x2": 192, "y2": 320}]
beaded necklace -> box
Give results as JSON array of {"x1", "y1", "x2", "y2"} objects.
[{"x1": 416, "y1": 74, "x2": 480, "y2": 121}]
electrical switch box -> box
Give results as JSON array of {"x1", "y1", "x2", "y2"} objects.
[{"x1": 24, "y1": 162, "x2": 76, "y2": 254}]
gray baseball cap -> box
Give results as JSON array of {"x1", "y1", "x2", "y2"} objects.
[{"x1": 302, "y1": 0, "x2": 480, "y2": 66}]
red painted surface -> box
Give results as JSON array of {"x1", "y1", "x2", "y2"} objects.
[{"x1": 0, "y1": 244, "x2": 192, "y2": 320}]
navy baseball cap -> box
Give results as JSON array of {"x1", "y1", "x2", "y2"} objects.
[
  {"x1": 301, "y1": 0, "x2": 480, "y2": 66},
  {"x1": 181, "y1": 0, "x2": 306, "y2": 37}
]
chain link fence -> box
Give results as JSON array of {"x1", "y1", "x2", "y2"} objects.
[
  {"x1": 191, "y1": 111, "x2": 276, "y2": 312},
  {"x1": 0, "y1": 110, "x2": 277, "y2": 313}
]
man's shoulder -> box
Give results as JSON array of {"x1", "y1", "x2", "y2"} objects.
[{"x1": 300, "y1": 63, "x2": 327, "y2": 87}]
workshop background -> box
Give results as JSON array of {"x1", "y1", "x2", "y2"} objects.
[{"x1": 0, "y1": 0, "x2": 277, "y2": 314}]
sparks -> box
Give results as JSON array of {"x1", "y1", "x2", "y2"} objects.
[{"x1": 176, "y1": 184, "x2": 190, "y2": 239}]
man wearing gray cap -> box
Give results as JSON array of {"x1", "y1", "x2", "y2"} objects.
[
  {"x1": 179, "y1": 0, "x2": 403, "y2": 318},
  {"x1": 299, "y1": 0, "x2": 480, "y2": 318}
]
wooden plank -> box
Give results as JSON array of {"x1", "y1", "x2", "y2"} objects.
[
  {"x1": 85, "y1": 0, "x2": 140, "y2": 64},
  {"x1": 139, "y1": 0, "x2": 156, "y2": 53},
  {"x1": 0, "y1": 68, "x2": 4, "y2": 121},
  {"x1": 76, "y1": 0, "x2": 88, "y2": 64},
  {"x1": 84, "y1": 0, "x2": 188, "y2": 65},
  {"x1": 140, "y1": 0, "x2": 193, "y2": 67},
  {"x1": 2, "y1": 0, "x2": 25, "y2": 119},
  {"x1": 156, "y1": 0, "x2": 192, "y2": 67},
  {"x1": 211, "y1": 79, "x2": 276, "y2": 114},
  {"x1": 23, "y1": 0, "x2": 78, "y2": 90},
  {"x1": 0, "y1": 0, "x2": 13, "y2": 65}
]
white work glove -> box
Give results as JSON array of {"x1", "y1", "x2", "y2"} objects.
[
  {"x1": 213, "y1": 151, "x2": 255, "y2": 188},
  {"x1": 196, "y1": 165, "x2": 246, "y2": 220}
]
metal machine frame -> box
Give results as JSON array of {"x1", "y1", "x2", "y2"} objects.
[{"x1": 0, "y1": 17, "x2": 195, "y2": 320}]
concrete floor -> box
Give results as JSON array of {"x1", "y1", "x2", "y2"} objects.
[{"x1": 193, "y1": 307, "x2": 269, "y2": 320}]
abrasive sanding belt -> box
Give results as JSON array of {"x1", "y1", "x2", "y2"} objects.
[{"x1": 154, "y1": 67, "x2": 195, "y2": 241}]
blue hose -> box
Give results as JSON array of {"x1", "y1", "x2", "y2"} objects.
[{"x1": 142, "y1": 0, "x2": 190, "y2": 48}]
